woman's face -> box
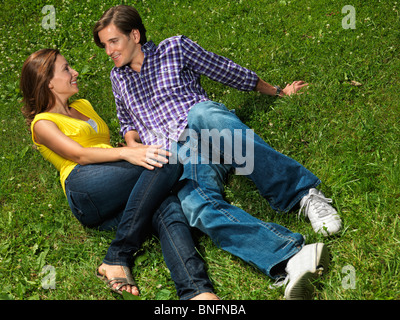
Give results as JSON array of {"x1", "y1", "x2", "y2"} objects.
[{"x1": 48, "y1": 55, "x2": 79, "y2": 101}]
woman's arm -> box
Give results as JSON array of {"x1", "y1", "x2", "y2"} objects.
[{"x1": 33, "y1": 120, "x2": 169, "y2": 170}]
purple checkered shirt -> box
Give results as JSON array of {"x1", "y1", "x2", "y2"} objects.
[{"x1": 111, "y1": 35, "x2": 259, "y2": 149}]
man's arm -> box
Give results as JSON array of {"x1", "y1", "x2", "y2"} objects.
[
  {"x1": 255, "y1": 78, "x2": 309, "y2": 97},
  {"x1": 124, "y1": 130, "x2": 142, "y2": 147},
  {"x1": 110, "y1": 71, "x2": 142, "y2": 146},
  {"x1": 180, "y1": 36, "x2": 308, "y2": 97},
  {"x1": 180, "y1": 36, "x2": 259, "y2": 92}
]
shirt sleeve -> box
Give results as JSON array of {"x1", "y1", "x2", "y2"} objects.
[
  {"x1": 110, "y1": 70, "x2": 136, "y2": 138},
  {"x1": 180, "y1": 36, "x2": 259, "y2": 91}
]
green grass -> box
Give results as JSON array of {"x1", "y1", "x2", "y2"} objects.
[{"x1": 1, "y1": 0, "x2": 399, "y2": 300}]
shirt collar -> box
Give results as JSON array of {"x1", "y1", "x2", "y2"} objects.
[
  {"x1": 142, "y1": 40, "x2": 156, "y2": 53},
  {"x1": 112, "y1": 41, "x2": 156, "y2": 75}
]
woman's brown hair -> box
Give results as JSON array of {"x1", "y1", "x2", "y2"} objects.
[{"x1": 20, "y1": 48, "x2": 59, "y2": 130}]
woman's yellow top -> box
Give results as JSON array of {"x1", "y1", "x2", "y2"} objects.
[{"x1": 31, "y1": 99, "x2": 113, "y2": 194}]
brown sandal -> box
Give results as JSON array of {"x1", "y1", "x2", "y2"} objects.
[{"x1": 96, "y1": 265, "x2": 139, "y2": 295}]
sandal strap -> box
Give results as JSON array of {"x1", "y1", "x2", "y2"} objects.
[
  {"x1": 122, "y1": 266, "x2": 136, "y2": 285},
  {"x1": 107, "y1": 277, "x2": 133, "y2": 285},
  {"x1": 97, "y1": 265, "x2": 138, "y2": 294},
  {"x1": 106, "y1": 266, "x2": 137, "y2": 288}
]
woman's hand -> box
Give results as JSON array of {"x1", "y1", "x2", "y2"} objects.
[
  {"x1": 33, "y1": 120, "x2": 170, "y2": 169},
  {"x1": 120, "y1": 145, "x2": 171, "y2": 170}
]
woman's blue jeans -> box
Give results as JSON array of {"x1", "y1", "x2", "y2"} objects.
[
  {"x1": 175, "y1": 101, "x2": 320, "y2": 279},
  {"x1": 65, "y1": 160, "x2": 213, "y2": 299}
]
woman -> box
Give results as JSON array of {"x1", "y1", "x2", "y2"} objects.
[{"x1": 20, "y1": 49, "x2": 218, "y2": 300}]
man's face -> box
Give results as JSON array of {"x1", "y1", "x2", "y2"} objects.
[{"x1": 98, "y1": 23, "x2": 140, "y2": 68}]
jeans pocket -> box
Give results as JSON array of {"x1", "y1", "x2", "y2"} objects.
[{"x1": 67, "y1": 190, "x2": 100, "y2": 227}]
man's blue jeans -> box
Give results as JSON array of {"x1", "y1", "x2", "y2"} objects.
[
  {"x1": 175, "y1": 101, "x2": 320, "y2": 279},
  {"x1": 64, "y1": 160, "x2": 213, "y2": 299}
]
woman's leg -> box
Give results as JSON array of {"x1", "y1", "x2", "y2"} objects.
[
  {"x1": 65, "y1": 161, "x2": 145, "y2": 229},
  {"x1": 65, "y1": 161, "x2": 145, "y2": 294},
  {"x1": 65, "y1": 160, "x2": 182, "y2": 267},
  {"x1": 103, "y1": 161, "x2": 182, "y2": 267},
  {"x1": 151, "y1": 195, "x2": 215, "y2": 300}
]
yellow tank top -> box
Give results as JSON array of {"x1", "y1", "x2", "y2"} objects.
[{"x1": 31, "y1": 99, "x2": 113, "y2": 194}]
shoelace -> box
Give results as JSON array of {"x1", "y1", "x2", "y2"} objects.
[
  {"x1": 299, "y1": 193, "x2": 334, "y2": 219},
  {"x1": 268, "y1": 275, "x2": 289, "y2": 289}
]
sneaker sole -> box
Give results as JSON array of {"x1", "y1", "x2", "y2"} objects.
[
  {"x1": 308, "y1": 214, "x2": 342, "y2": 236},
  {"x1": 284, "y1": 243, "x2": 330, "y2": 300}
]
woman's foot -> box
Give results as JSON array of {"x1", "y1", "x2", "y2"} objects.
[
  {"x1": 190, "y1": 292, "x2": 220, "y2": 300},
  {"x1": 97, "y1": 263, "x2": 139, "y2": 296}
]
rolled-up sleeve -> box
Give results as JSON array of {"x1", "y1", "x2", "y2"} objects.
[{"x1": 180, "y1": 36, "x2": 259, "y2": 91}]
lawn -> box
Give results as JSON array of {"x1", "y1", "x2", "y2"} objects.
[{"x1": 0, "y1": 0, "x2": 399, "y2": 301}]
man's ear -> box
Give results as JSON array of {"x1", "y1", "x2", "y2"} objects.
[{"x1": 130, "y1": 29, "x2": 141, "y2": 44}]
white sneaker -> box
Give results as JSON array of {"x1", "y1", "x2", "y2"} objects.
[
  {"x1": 284, "y1": 243, "x2": 329, "y2": 300},
  {"x1": 299, "y1": 188, "x2": 342, "y2": 236}
]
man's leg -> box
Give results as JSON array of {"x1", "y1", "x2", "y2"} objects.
[
  {"x1": 186, "y1": 101, "x2": 342, "y2": 236},
  {"x1": 177, "y1": 161, "x2": 304, "y2": 279},
  {"x1": 186, "y1": 101, "x2": 320, "y2": 213}
]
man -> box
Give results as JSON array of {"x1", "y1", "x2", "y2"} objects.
[{"x1": 93, "y1": 5, "x2": 341, "y2": 299}]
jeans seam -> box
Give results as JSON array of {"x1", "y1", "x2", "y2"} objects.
[
  {"x1": 191, "y1": 163, "x2": 240, "y2": 223},
  {"x1": 267, "y1": 244, "x2": 303, "y2": 279},
  {"x1": 259, "y1": 222, "x2": 304, "y2": 278},
  {"x1": 158, "y1": 211, "x2": 202, "y2": 297},
  {"x1": 285, "y1": 179, "x2": 321, "y2": 212},
  {"x1": 257, "y1": 221, "x2": 298, "y2": 250},
  {"x1": 114, "y1": 169, "x2": 163, "y2": 265},
  {"x1": 66, "y1": 186, "x2": 101, "y2": 228}
]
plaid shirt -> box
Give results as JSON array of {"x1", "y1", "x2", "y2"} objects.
[{"x1": 111, "y1": 35, "x2": 259, "y2": 148}]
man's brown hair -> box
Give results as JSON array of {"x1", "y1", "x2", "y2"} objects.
[{"x1": 93, "y1": 5, "x2": 147, "y2": 47}]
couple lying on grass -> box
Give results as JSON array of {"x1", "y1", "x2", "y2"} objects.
[{"x1": 20, "y1": 5, "x2": 341, "y2": 300}]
